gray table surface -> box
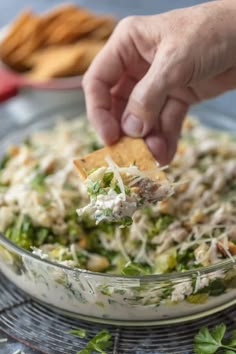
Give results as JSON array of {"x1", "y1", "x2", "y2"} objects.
[{"x1": 0, "y1": 1, "x2": 236, "y2": 353}]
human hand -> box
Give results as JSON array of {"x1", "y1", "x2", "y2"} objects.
[{"x1": 83, "y1": 0, "x2": 236, "y2": 165}]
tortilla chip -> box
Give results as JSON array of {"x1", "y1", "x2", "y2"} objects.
[{"x1": 74, "y1": 137, "x2": 165, "y2": 181}]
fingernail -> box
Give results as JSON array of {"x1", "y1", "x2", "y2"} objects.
[{"x1": 122, "y1": 114, "x2": 143, "y2": 137}]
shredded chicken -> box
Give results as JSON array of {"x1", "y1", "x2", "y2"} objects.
[{"x1": 0, "y1": 116, "x2": 236, "y2": 275}]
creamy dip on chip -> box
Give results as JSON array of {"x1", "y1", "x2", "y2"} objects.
[{"x1": 77, "y1": 158, "x2": 174, "y2": 226}]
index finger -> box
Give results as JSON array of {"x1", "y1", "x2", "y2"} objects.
[
  {"x1": 82, "y1": 31, "x2": 125, "y2": 144},
  {"x1": 82, "y1": 18, "x2": 142, "y2": 144}
]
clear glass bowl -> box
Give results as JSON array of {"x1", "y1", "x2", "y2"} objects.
[{"x1": 1, "y1": 98, "x2": 236, "y2": 326}]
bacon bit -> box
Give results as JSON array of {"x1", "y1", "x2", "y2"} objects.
[
  {"x1": 130, "y1": 186, "x2": 140, "y2": 194},
  {"x1": 183, "y1": 221, "x2": 192, "y2": 232},
  {"x1": 158, "y1": 200, "x2": 174, "y2": 215},
  {"x1": 7, "y1": 145, "x2": 20, "y2": 156},
  {"x1": 229, "y1": 227, "x2": 236, "y2": 240},
  {"x1": 44, "y1": 162, "x2": 55, "y2": 174},
  {"x1": 23, "y1": 157, "x2": 36, "y2": 166},
  {"x1": 227, "y1": 241, "x2": 236, "y2": 255},
  {"x1": 217, "y1": 240, "x2": 236, "y2": 256},
  {"x1": 182, "y1": 201, "x2": 192, "y2": 212},
  {"x1": 78, "y1": 236, "x2": 87, "y2": 248},
  {"x1": 175, "y1": 182, "x2": 189, "y2": 193},
  {"x1": 190, "y1": 209, "x2": 205, "y2": 225}
]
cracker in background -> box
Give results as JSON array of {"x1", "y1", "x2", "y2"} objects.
[
  {"x1": 26, "y1": 40, "x2": 104, "y2": 79},
  {"x1": 0, "y1": 11, "x2": 44, "y2": 71},
  {"x1": 74, "y1": 137, "x2": 165, "y2": 181},
  {"x1": 26, "y1": 45, "x2": 85, "y2": 80},
  {"x1": 0, "y1": 10, "x2": 33, "y2": 57},
  {"x1": 43, "y1": 13, "x2": 114, "y2": 46},
  {"x1": 68, "y1": 39, "x2": 105, "y2": 75},
  {"x1": 42, "y1": 8, "x2": 93, "y2": 45},
  {"x1": 87, "y1": 17, "x2": 116, "y2": 40},
  {"x1": 42, "y1": 3, "x2": 79, "y2": 24},
  {"x1": 0, "y1": 4, "x2": 116, "y2": 77}
]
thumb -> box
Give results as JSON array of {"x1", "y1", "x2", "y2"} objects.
[{"x1": 121, "y1": 50, "x2": 170, "y2": 138}]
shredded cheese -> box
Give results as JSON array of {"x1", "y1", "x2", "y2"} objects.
[
  {"x1": 70, "y1": 244, "x2": 78, "y2": 263},
  {"x1": 105, "y1": 156, "x2": 126, "y2": 200},
  {"x1": 114, "y1": 228, "x2": 130, "y2": 261},
  {"x1": 133, "y1": 226, "x2": 154, "y2": 266},
  {"x1": 31, "y1": 247, "x2": 48, "y2": 260}
]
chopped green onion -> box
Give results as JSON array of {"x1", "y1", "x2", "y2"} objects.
[{"x1": 30, "y1": 172, "x2": 46, "y2": 192}]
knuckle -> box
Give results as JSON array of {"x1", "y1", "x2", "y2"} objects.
[
  {"x1": 166, "y1": 67, "x2": 183, "y2": 87},
  {"x1": 161, "y1": 43, "x2": 189, "y2": 86},
  {"x1": 82, "y1": 74, "x2": 96, "y2": 98},
  {"x1": 82, "y1": 72, "x2": 94, "y2": 90},
  {"x1": 116, "y1": 16, "x2": 138, "y2": 32}
]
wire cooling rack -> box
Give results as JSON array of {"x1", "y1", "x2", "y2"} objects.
[{"x1": 1, "y1": 272, "x2": 236, "y2": 354}]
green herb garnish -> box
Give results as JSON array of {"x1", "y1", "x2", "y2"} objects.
[
  {"x1": 118, "y1": 216, "x2": 133, "y2": 227},
  {"x1": 36, "y1": 228, "x2": 50, "y2": 245},
  {"x1": 30, "y1": 171, "x2": 46, "y2": 192},
  {"x1": 197, "y1": 279, "x2": 226, "y2": 297},
  {"x1": 121, "y1": 261, "x2": 150, "y2": 276},
  {"x1": 148, "y1": 214, "x2": 174, "y2": 238},
  {"x1": 6, "y1": 214, "x2": 33, "y2": 249},
  {"x1": 5, "y1": 214, "x2": 53, "y2": 249},
  {"x1": 87, "y1": 172, "x2": 115, "y2": 197},
  {"x1": 0, "y1": 154, "x2": 10, "y2": 170},
  {"x1": 176, "y1": 247, "x2": 197, "y2": 272},
  {"x1": 23, "y1": 137, "x2": 32, "y2": 147},
  {"x1": 87, "y1": 181, "x2": 105, "y2": 197},
  {"x1": 69, "y1": 328, "x2": 87, "y2": 338},
  {"x1": 114, "y1": 183, "x2": 130, "y2": 195},
  {"x1": 77, "y1": 329, "x2": 112, "y2": 354},
  {"x1": 90, "y1": 141, "x2": 102, "y2": 152},
  {"x1": 194, "y1": 323, "x2": 236, "y2": 354},
  {"x1": 102, "y1": 172, "x2": 114, "y2": 187},
  {"x1": 103, "y1": 208, "x2": 113, "y2": 217}
]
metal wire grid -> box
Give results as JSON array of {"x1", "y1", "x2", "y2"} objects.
[{"x1": 0, "y1": 273, "x2": 236, "y2": 354}]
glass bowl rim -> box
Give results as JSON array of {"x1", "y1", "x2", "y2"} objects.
[{"x1": 1, "y1": 232, "x2": 235, "y2": 281}]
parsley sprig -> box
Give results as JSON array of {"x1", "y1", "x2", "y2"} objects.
[
  {"x1": 30, "y1": 171, "x2": 47, "y2": 192},
  {"x1": 69, "y1": 328, "x2": 112, "y2": 354},
  {"x1": 194, "y1": 323, "x2": 236, "y2": 354}
]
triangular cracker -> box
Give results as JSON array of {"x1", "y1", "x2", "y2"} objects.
[{"x1": 74, "y1": 136, "x2": 166, "y2": 181}]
